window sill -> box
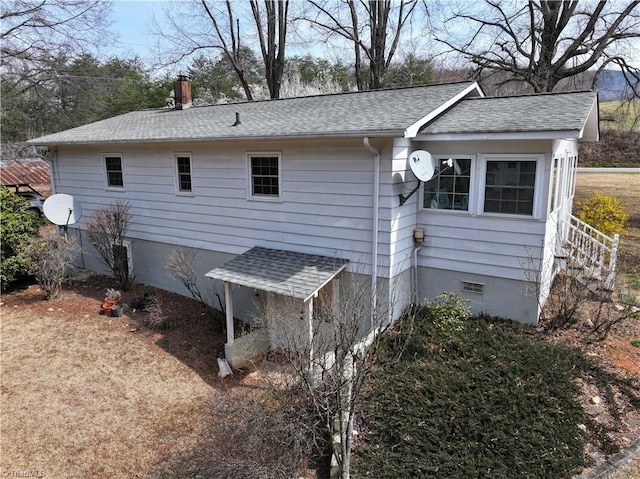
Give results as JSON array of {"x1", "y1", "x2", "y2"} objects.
[{"x1": 247, "y1": 195, "x2": 282, "y2": 203}]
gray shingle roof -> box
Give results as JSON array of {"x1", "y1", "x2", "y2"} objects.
[
  {"x1": 205, "y1": 247, "x2": 349, "y2": 301},
  {"x1": 420, "y1": 90, "x2": 597, "y2": 135},
  {"x1": 27, "y1": 82, "x2": 477, "y2": 145}
]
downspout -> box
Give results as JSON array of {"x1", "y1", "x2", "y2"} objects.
[
  {"x1": 363, "y1": 138, "x2": 379, "y2": 318},
  {"x1": 413, "y1": 245, "x2": 422, "y2": 305}
]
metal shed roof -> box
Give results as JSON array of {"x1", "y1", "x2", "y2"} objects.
[{"x1": 205, "y1": 247, "x2": 349, "y2": 302}]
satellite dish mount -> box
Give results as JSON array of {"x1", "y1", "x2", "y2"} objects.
[
  {"x1": 399, "y1": 150, "x2": 436, "y2": 206},
  {"x1": 43, "y1": 193, "x2": 83, "y2": 238}
]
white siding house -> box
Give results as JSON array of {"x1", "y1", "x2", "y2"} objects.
[{"x1": 28, "y1": 81, "x2": 602, "y2": 358}]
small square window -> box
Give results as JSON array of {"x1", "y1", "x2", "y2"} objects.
[
  {"x1": 423, "y1": 158, "x2": 472, "y2": 211},
  {"x1": 104, "y1": 155, "x2": 123, "y2": 188},
  {"x1": 484, "y1": 160, "x2": 536, "y2": 215},
  {"x1": 249, "y1": 154, "x2": 280, "y2": 198}
]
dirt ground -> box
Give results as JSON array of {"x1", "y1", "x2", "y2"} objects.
[{"x1": 1, "y1": 270, "x2": 639, "y2": 478}]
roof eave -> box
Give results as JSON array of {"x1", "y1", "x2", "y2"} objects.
[
  {"x1": 25, "y1": 129, "x2": 405, "y2": 147},
  {"x1": 578, "y1": 95, "x2": 600, "y2": 142},
  {"x1": 414, "y1": 130, "x2": 583, "y2": 141}
]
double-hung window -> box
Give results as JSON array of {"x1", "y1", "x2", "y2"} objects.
[
  {"x1": 248, "y1": 153, "x2": 281, "y2": 199},
  {"x1": 423, "y1": 157, "x2": 472, "y2": 211},
  {"x1": 104, "y1": 154, "x2": 123, "y2": 188},
  {"x1": 484, "y1": 160, "x2": 536, "y2": 215},
  {"x1": 174, "y1": 153, "x2": 192, "y2": 194}
]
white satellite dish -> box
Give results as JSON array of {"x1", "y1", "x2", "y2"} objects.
[
  {"x1": 43, "y1": 194, "x2": 83, "y2": 226},
  {"x1": 408, "y1": 150, "x2": 436, "y2": 182}
]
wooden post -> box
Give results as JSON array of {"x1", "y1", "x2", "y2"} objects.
[
  {"x1": 305, "y1": 296, "x2": 314, "y2": 373},
  {"x1": 224, "y1": 281, "x2": 234, "y2": 345}
]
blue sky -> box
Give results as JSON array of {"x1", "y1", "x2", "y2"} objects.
[{"x1": 109, "y1": 1, "x2": 167, "y2": 63}]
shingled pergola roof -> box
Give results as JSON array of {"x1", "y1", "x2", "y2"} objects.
[
  {"x1": 419, "y1": 90, "x2": 598, "y2": 139},
  {"x1": 206, "y1": 246, "x2": 349, "y2": 302},
  {"x1": 26, "y1": 82, "x2": 480, "y2": 145}
]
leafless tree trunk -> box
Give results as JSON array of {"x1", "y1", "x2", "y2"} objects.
[
  {"x1": 199, "y1": 0, "x2": 254, "y2": 100},
  {"x1": 251, "y1": 1, "x2": 289, "y2": 99},
  {"x1": 255, "y1": 274, "x2": 413, "y2": 479},
  {"x1": 154, "y1": 0, "x2": 291, "y2": 100},
  {"x1": 305, "y1": 0, "x2": 419, "y2": 90},
  {"x1": 438, "y1": 0, "x2": 640, "y2": 94}
]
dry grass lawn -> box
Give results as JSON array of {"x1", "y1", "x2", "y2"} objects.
[{"x1": 0, "y1": 277, "x2": 266, "y2": 478}]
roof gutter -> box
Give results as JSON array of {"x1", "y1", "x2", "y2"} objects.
[
  {"x1": 363, "y1": 137, "x2": 379, "y2": 320},
  {"x1": 25, "y1": 130, "x2": 407, "y2": 147}
]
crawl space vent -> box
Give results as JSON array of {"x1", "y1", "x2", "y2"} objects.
[{"x1": 461, "y1": 281, "x2": 484, "y2": 294}]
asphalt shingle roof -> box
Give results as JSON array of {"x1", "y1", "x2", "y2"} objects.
[
  {"x1": 27, "y1": 82, "x2": 477, "y2": 145},
  {"x1": 420, "y1": 90, "x2": 597, "y2": 135},
  {"x1": 205, "y1": 247, "x2": 349, "y2": 301}
]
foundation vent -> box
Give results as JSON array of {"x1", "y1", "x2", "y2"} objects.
[{"x1": 461, "y1": 281, "x2": 484, "y2": 294}]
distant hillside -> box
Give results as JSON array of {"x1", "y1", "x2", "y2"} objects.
[
  {"x1": 596, "y1": 69, "x2": 640, "y2": 101},
  {"x1": 579, "y1": 129, "x2": 640, "y2": 167}
]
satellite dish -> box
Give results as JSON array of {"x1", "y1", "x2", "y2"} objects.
[
  {"x1": 44, "y1": 194, "x2": 83, "y2": 226},
  {"x1": 408, "y1": 150, "x2": 436, "y2": 182}
]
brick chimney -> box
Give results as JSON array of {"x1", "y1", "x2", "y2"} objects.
[{"x1": 174, "y1": 75, "x2": 192, "y2": 110}]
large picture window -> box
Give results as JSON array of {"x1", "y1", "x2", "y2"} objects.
[
  {"x1": 174, "y1": 153, "x2": 192, "y2": 193},
  {"x1": 423, "y1": 158, "x2": 472, "y2": 211},
  {"x1": 484, "y1": 160, "x2": 536, "y2": 215},
  {"x1": 249, "y1": 154, "x2": 280, "y2": 198},
  {"x1": 104, "y1": 154, "x2": 123, "y2": 188}
]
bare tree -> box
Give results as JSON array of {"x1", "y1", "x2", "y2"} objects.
[
  {"x1": 165, "y1": 247, "x2": 225, "y2": 325},
  {"x1": 254, "y1": 274, "x2": 414, "y2": 479},
  {"x1": 304, "y1": 0, "x2": 419, "y2": 90},
  {"x1": 439, "y1": 0, "x2": 640, "y2": 94},
  {"x1": 86, "y1": 200, "x2": 135, "y2": 291},
  {"x1": 251, "y1": 0, "x2": 289, "y2": 99},
  {"x1": 1, "y1": 0, "x2": 112, "y2": 94},
  {"x1": 154, "y1": 0, "x2": 290, "y2": 100}
]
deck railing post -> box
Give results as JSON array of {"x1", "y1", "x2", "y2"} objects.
[{"x1": 605, "y1": 234, "x2": 619, "y2": 290}]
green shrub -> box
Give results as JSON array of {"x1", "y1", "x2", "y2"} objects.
[
  {"x1": 428, "y1": 292, "x2": 471, "y2": 334},
  {"x1": 0, "y1": 188, "x2": 42, "y2": 290},
  {"x1": 577, "y1": 193, "x2": 628, "y2": 237}
]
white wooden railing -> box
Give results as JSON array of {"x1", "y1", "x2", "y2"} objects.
[{"x1": 560, "y1": 215, "x2": 619, "y2": 290}]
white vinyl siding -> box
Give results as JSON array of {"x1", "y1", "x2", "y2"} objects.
[{"x1": 55, "y1": 141, "x2": 378, "y2": 273}]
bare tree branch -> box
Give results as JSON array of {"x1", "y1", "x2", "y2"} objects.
[
  {"x1": 438, "y1": 0, "x2": 640, "y2": 94},
  {"x1": 304, "y1": 0, "x2": 419, "y2": 90}
]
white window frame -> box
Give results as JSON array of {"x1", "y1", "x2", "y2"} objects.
[
  {"x1": 103, "y1": 153, "x2": 124, "y2": 190},
  {"x1": 246, "y1": 152, "x2": 282, "y2": 201},
  {"x1": 421, "y1": 155, "x2": 476, "y2": 213},
  {"x1": 174, "y1": 152, "x2": 193, "y2": 195},
  {"x1": 478, "y1": 154, "x2": 545, "y2": 219}
]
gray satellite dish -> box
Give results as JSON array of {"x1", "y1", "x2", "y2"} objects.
[
  {"x1": 408, "y1": 150, "x2": 436, "y2": 182},
  {"x1": 44, "y1": 194, "x2": 83, "y2": 227}
]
